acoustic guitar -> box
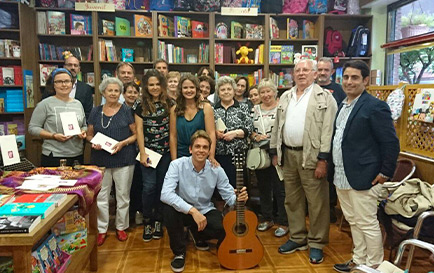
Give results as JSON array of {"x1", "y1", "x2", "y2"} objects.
[{"x1": 217, "y1": 151, "x2": 264, "y2": 270}]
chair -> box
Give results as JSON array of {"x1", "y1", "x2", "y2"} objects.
[
  {"x1": 338, "y1": 158, "x2": 416, "y2": 231},
  {"x1": 350, "y1": 238, "x2": 434, "y2": 273}
]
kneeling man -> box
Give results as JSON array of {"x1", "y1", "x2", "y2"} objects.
[{"x1": 161, "y1": 130, "x2": 248, "y2": 272}]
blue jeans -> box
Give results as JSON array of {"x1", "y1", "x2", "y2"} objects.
[{"x1": 141, "y1": 152, "x2": 171, "y2": 223}]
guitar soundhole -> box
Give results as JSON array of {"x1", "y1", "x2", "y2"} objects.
[{"x1": 234, "y1": 223, "x2": 247, "y2": 235}]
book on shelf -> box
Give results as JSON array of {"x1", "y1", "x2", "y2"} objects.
[
  {"x1": 0, "y1": 215, "x2": 41, "y2": 234},
  {"x1": 215, "y1": 22, "x2": 228, "y2": 39},
  {"x1": 192, "y1": 21, "x2": 209, "y2": 38},
  {"x1": 104, "y1": 40, "x2": 117, "y2": 61},
  {"x1": 158, "y1": 14, "x2": 174, "y2": 37},
  {"x1": 57, "y1": 0, "x2": 75, "y2": 8},
  {"x1": 198, "y1": 42, "x2": 209, "y2": 63},
  {"x1": 0, "y1": 101, "x2": 4, "y2": 114},
  {"x1": 15, "y1": 135, "x2": 25, "y2": 150},
  {"x1": 269, "y1": 17, "x2": 279, "y2": 39},
  {"x1": 121, "y1": 48, "x2": 134, "y2": 62},
  {"x1": 134, "y1": 14, "x2": 152, "y2": 38},
  {"x1": 174, "y1": 16, "x2": 192, "y2": 38},
  {"x1": 245, "y1": 24, "x2": 263, "y2": 39},
  {"x1": 230, "y1": 21, "x2": 243, "y2": 39},
  {"x1": 302, "y1": 20, "x2": 315, "y2": 39},
  {"x1": 1, "y1": 67, "x2": 14, "y2": 85},
  {"x1": 102, "y1": 19, "x2": 115, "y2": 36},
  {"x1": 0, "y1": 202, "x2": 56, "y2": 219},
  {"x1": 269, "y1": 45, "x2": 282, "y2": 64},
  {"x1": 39, "y1": 64, "x2": 58, "y2": 86},
  {"x1": 9, "y1": 193, "x2": 67, "y2": 207},
  {"x1": 52, "y1": 206, "x2": 86, "y2": 236},
  {"x1": 335, "y1": 67, "x2": 343, "y2": 84},
  {"x1": 281, "y1": 45, "x2": 294, "y2": 64},
  {"x1": 46, "y1": 233, "x2": 64, "y2": 270},
  {"x1": 70, "y1": 14, "x2": 92, "y2": 35},
  {"x1": 37, "y1": 11, "x2": 47, "y2": 35},
  {"x1": 86, "y1": 72, "x2": 95, "y2": 87},
  {"x1": 5, "y1": 89, "x2": 24, "y2": 112},
  {"x1": 0, "y1": 39, "x2": 19, "y2": 58},
  {"x1": 114, "y1": 0, "x2": 126, "y2": 10},
  {"x1": 287, "y1": 19, "x2": 298, "y2": 39},
  {"x1": 47, "y1": 11, "x2": 66, "y2": 35},
  {"x1": 56, "y1": 228, "x2": 88, "y2": 254},
  {"x1": 187, "y1": 54, "x2": 197, "y2": 64},
  {"x1": 301, "y1": 45, "x2": 317, "y2": 59},
  {"x1": 36, "y1": 236, "x2": 57, "y2": 273},
  {"x1": 115, "y1": 17, "x2": 131, "y2": 36}
]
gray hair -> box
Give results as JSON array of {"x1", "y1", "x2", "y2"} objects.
[
  {"x1": 258, "y1": 78, "x2": 278, "y2": 98},
  {"x1": 295, "y1": 59, "x2": 318, "y2": 71},
  {"x1": 318, "y1": 57, "x2": 334, "y2": 68},
  {"x1": 215, "y1": 76, "x2": 237, "y2": 100},
  {"x1": 99, "y1": 77, "x2": 124, "y2": 95}
]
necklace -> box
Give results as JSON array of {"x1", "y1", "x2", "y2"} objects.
[{"x1": 101, "y1": 110, "x2": 114, "y2": 129}]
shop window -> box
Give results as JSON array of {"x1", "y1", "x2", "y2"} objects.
[{"x1": 385, "y1": 0, "x2": 434, "y2": 84}]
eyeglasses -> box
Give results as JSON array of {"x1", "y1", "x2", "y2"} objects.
[{"x1": 54, "y1": 80, "x2": 73, "y2": 85}]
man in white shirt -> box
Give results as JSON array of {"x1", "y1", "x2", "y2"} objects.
[{"x1": 270, "y1": 59, "x2": 337, "y2": 264}]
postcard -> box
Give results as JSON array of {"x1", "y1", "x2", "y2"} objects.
[
  {"x1": 90, "y1": 132, "x2": 119, "y2": 154},
  {"x1": 59, "y1": 112, "x2": 81, "y2": 136},
  {"x1": 136, "y1": 148, "x2": 162, "y2": 168},
  {"x1": 0, "y1": 135, "x2": 20, "y2": 166}
]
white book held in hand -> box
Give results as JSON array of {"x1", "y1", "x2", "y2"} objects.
[
  {"x1": 90, "y1": 132, "x2": 119, "y2": 154},
  {"x1": 0, "y1": 135, "x2": 20, "y2": 166},
  {"x1": 136, "y1": 148, "x2": 162, "y2": 168},
  {"x1": 216, "y1": 118, "x2": 227, "y2": 131},
  {"x1": 59, "y1": 112, "x2": 81, "y2": 136}
]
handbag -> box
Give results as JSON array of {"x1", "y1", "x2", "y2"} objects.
[{"x1": 246, "y1": 105, "x2": 271, "y2": 170}]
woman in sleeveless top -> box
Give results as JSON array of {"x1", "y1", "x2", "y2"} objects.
[{"x1": 169, "y1": 74, "x2": 217, "y2": 165}]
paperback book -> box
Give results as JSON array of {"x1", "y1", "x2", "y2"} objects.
[
  {"x1": 10, "y1": 193, "x2": 67, "y2": 207},
  {"x1": 47, "y1": 11, "x2": 66, "y2": 35},
  {"x1": 287, "y1": 19, "x2": 298, "y2": 39},
  {"x1": 230, "y1": 21, "x2": 243, "y2": 39},
  {"x1": 0, "y1": 202, "x2": 55, "y2": 219},
  {"x1": 0, "y1": 215, "x2": 41, "y2": 234},
  {"x1": 192, "y1": 21, "x2": 209, "y2": 38},
  {"x1": 134, "y1": 14, "x2": 152, "y2": 37},
  {"x1": 102, "y1": 19, "x2": 115, "y2": 36},
  {"x1": 174, "y1": 16, "x2": 191, "y2": 38},
  {"x1": 70, "y1": 14, "x2": 92, "y2": 35},
  {"x1": 115, "y1": 17, "x2": 131, "y2": 36}
]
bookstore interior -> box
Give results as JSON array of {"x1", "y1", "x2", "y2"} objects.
[{"x1": 0, "y1": 0, "x2": 434, "y2": 272}]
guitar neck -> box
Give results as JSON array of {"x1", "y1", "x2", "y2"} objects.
[{"x1": 236, "y1": 167, "x2": 245, "y2": 224}]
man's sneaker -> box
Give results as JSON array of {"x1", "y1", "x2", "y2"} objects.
[
  {"x1": 278, "y1": 240, "x2": 308, "y2": 254},
  {"x1": 274, "y1": 226, "x2": 289, "y2": 237},
  {"x1": 333, "y1": 260, "x2": 357, "y2": 273},
  {"x1": 143, "y1": 224, "x2": 153, "y2": 242},
  {"x1": 188, "y1": 229, "x2": 209, "y2": 251},
  {"x1": 257, "y1": 220, "x2": 274, "y2": 231},
  {"x1": 171, "y1": 253, "x2": 185, "y2": 272},
  {"x1": 135, "y1": 211, "x2": 144, "y2": 225},
  {"x1": 153, "y1": 221, "x2": 163, "y2": 239},
  {"x1": 309, "y1": 248, "x2": 324, "y2": 264}
]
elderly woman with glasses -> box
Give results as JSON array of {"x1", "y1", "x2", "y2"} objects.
[
  {"x1": 29, "y1": 68, "x2": 87, "y2": 167},
  {"x1": 86, "y1": 77, "x2": 137, "y2": 246}
]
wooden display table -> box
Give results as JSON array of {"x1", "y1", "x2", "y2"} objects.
[{"x1": 0, "y1": 195, "x2": 98, "y2": 272}]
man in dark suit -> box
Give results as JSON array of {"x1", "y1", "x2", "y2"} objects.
[
  {"x1": 64, "y1": 56, "x2": 93, "y2": 119},
  {"x1": 330, "y1": 61, "x2": 400, "y2": 272}
]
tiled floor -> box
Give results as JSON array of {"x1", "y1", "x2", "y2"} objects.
[{"x1": 84, "y1": 219, "x2": 434, "y2": 273}]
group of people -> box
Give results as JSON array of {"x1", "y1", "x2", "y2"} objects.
[{"x1": 28, "y1": 55, "x2": 400, "y2": 273}]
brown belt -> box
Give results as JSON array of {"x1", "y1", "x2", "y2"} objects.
[{"x1": 283, "y1": 144, "x2": 303, "y2": 151}]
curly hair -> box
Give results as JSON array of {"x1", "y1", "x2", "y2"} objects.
[
  {"x1": 174, "y1": 74, "x2": 202, "y2": 116},
  {"x1": 141, "y1": 70, "x2": 171, "y2": 116}
]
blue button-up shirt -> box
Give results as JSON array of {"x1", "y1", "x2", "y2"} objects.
[
  {"x1": 161, "y1": 156, "x2": 236, "y2": 215},
  {"x1": 332, "y1": 95, "x2": 361, "y2": 190}
]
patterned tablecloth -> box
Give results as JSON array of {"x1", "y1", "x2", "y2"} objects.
[{"x1": 0, "y1": 166, "x2": 103, "y2": 215}]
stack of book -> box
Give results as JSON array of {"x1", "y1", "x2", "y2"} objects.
[
  {"x1": 38, "y1": 44, "x2": 92, "y2": 61},
  {"x1": 98, "y1": 40, "x2": 117, "y2": 62},
  {"x1": 158, "y1": 41, "x2": 186, "y2": 63},
  {"x1": 5, "y1": 89, "x2": 23, "y2": 112}
]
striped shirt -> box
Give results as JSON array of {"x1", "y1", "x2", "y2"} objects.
[{"x1": 332, "y1": 96, "x2": 361, "y2": 190}]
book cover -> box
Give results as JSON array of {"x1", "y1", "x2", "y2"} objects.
[
  {"x1": 37, "y1": 11, "x2": 47, "y2": 34},
  {"x1": 269, "y1": 17, "x2": 279, "y2": 39},
  {"x1": 175, "y1": 16, "x2": 191, "y2": 38},
  {"x1": 31, "y1": 250, "x2": 43, "y2": 273},
  {"x1": 115, "y1": 17, "x2": 131, "y2": 36},
  {"x1": 15, "y1": 135, "x2": 25, "y2": 150},
  {"x1": 36, "y1": 241, "x2": 56, "y2": 273},
  {"x1": 57, "y1": 0, "x2": 75, "y2": 8},
  {"x1": 230, "y1": 21, "x2": 243, "y2": 39},
  {"x1": 46, "y1": 234, "x2": 63, "y2": 269},
  {"x1": 287, "y1": 19, "x2": 298, "y2": 39},
  {"x1": 39, "y1": 64, "x2": 58, "y2": 87},
  {"x1": 281, "y1": 45, "x2": 294, "y2": 64},
  {"x1": 10, "y1": 194, "x2": 67, "y2": 207},
  {"x1": 70, "y1": 14, "x2": 92, "y2": 35},
  {"x1": 102, "y1": 20, "x2": 115, "y2": 36},
  {"x1": 56, "y1": 228, "x2": 88, "y2": 254},
  {"x1": 0, "y1": 215, "x2": 41, "y2": 234},
  {"x1": 47, "y1": 11, "x2": 66, "y2": 35},
  {"x1": 215, "y1": 22, "x2": 228, "y2": 39},
  {"x1": 7, "y1": 123, "x2": 18, "y2": 135},
  {"x1": 269, "y1": 45, "x2": 282, "y2": 64},
  {"x1": 52, "y1": 208, "x2": 86, "y2": 236},
  {"x1": 2, "y1": 67, "x2": 14, "y2": 85},
  {"x1": 0, "y1": 203, "x2": 56, "y2": 219},
  {"x1": 301, "y1": 45, "x2": 317, "y2": 59},
  {"x1": 121, "y1": 48, "x2": 134, "y2": 62},
  {"x1": 302, "y1": 20, "x2": 315, "y2": 39},
  {"x1": 192, "y1": 21, "x2": 209, "y2": 38},
  {"x1": 134, "y1": 14, "x2": 152, "y2": 37},
  {"x1": 158, "y1": 14, "x2": 170, "y2": 37},
  {"x1": 86, "y1": 72, "x2": 95, "y2": 87},
  {"x1": 0, "y1": 99, "x2": 4, "y2": 114},
  {"x1": 411, "y1": 88, "x2": 434, "y2": 123},
  {"x1": 245, "y1": 23, "x2": 263, "y2": 39}
]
